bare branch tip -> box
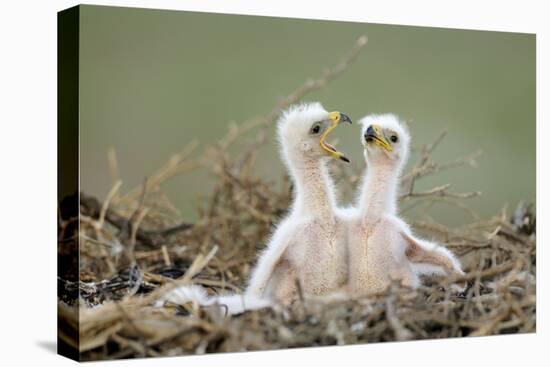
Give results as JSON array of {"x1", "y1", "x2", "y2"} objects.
[{"x1": 357, "y1": 35, "x2": 368, "y2": 46}]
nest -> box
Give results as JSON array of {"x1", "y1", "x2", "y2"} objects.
[{"x1": 57, "y1": 36, "x2": 536, "y2": 361}]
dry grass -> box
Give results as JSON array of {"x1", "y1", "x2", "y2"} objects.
[{"x1": 57, "y1": 35, "x2": 536, "y2": 361}]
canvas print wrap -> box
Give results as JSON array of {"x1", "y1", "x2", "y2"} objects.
[{"x1": 57, "y1": 5, "x2": 536, "y2": 361}]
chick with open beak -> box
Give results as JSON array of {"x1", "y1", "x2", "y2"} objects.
[
  {"x1": 320, "y1": 112, "x2": 353, "y2": 162},
  {"x1": 246, "y1": 103, "x2": 354, "y2": 307}
]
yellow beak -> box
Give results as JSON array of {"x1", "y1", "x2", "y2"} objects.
[
  {"x1": 320, "y1": 112, "x2": 353, "y2": 162},
  {"x1": 364, "y1": 124, "x2": 393, "y2": 152}
]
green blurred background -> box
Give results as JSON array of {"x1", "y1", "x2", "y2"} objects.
[{"x1": 79, "y1": 5, "x2": 535, "y2": 226}]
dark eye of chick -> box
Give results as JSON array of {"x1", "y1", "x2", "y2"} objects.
[
  {"x1": 310, "y1": 123, "x2": 322, "y2": 135},
  {"x1": 390, "y1": 135, "x2": 398, "y2": 143}
]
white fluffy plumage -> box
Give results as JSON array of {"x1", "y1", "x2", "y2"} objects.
[
  {"x1": 246, "y1": 102, "x2": 351, "y2": 305},
  {"x1": 159, "y1": 103, "x2": 352, "y2": 312},
  {"x1": 346, "y1": 114, "x2": 464, "y2": 295},
  {"x1": 158, "y1": 110, "x2": 466, "y2": 313},
  {"x1": 155, "y1": 285, "x2": 271, "y2": 315}
]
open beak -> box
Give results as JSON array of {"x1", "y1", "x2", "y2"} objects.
[
  {"x1": 320, "y1": 112, "x2": 353, "y2": 163},
  {"x1": 364, "y1": 124, "x2": 393, "y2": 152}
]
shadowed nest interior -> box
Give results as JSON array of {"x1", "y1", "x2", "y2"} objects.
[{"x1": 57, "y1": 36, "x2": 536, "y2": 361}]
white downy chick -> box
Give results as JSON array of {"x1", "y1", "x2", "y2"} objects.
[
  {"x1": 346, "y1": 114, "x2": 464, "y2": 295},
  {"x1": 246, "y1": 102, "x2": 353, "y2": 305},
  {"x1": 158, "y1": 103, "x2": 353, "y2": 313}
]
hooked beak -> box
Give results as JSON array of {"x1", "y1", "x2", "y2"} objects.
[
  {"x1": 364, "y1": 124, "x2": 393, "y2": 152},
  {"x1": 320, "y1": 112, "x2": 353, "y2": 163}
]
